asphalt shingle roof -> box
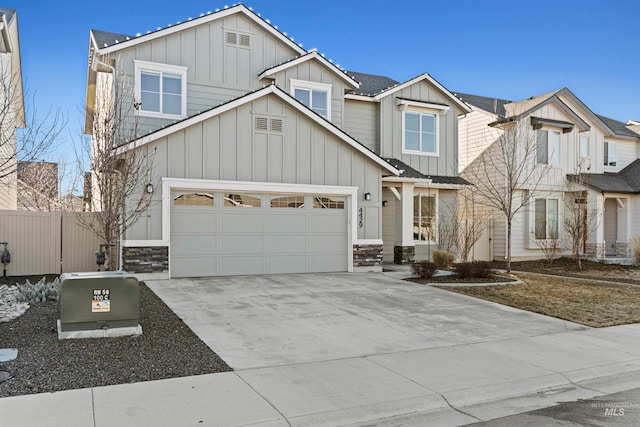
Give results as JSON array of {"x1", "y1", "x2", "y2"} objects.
[
  {"x1": 348, "y1": 71, "x2": 400, "y2": 97},
  {"x1": 91, "y1": 29, "x2": 135, "y2": 48},
  {"x1": 0, "y1": 8, "x2": 16, "y2": 24},
  {"x1": 572, "y1": 159, "x2": 640, "y2": 193},
  {"x1": 384, "y1": 158, "x2": 471, "y2": 186},
  {"x1": 453, "y1": 92, "x2": 511, "y2": 117},
  {"x1": 596, "y1": 114, "x2": 640, "y2": 138}
]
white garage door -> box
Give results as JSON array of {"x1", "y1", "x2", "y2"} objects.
[{"x1": 170, "y1": 191, "x2": 349, "y2": 277}]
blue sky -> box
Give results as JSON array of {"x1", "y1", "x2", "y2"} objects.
[{"x1": 7, "y1": 0, "x2": 640, "y2": 190}]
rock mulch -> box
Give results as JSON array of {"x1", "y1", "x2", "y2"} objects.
[{"x1": 0, "y1": 282, "x2": 231, "y2": 398}]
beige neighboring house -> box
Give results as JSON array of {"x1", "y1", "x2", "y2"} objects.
[
  {"x1": 83, "y1": 4, "x2": 472, "y2": 279},
  {"x1": 457, "y1": 88, "x2": 640, "y2": 262},
  {"x1": 16, "y1": 160, "x2": 59, "y2": 211},
  {"x1": 0, "y1": 8, "x2": 24, "y2": 210}
]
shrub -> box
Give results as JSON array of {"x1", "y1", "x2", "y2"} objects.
[
  {"x1": 454, "y1": 261, "x2": 494, "y2": 279},
  {"x1": 432, "y1": 250, "x2": 455, "y2": 270},
  {"x1": 631, "y1": 236, "x2": 640, "y2": 265},
  {"x1": 16, "y1": 277, "x2": 60, "y2": 304},
  {"x1": 412, "y1": 261, "x2": 438, "y2": 279}
]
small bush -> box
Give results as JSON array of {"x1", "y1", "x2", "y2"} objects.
[
  {"x1": 455, "y1": 261, "x2": 494, "y2": 279},
  {"x1": 432, "y1": 250, "x2": 455, "y2": 270},
  {"x1": 631, "y1": 236, "x2": 640, "y2": 265},
  {"x1": 412, "y1": 261, "x2": 438, "y2": 279},
  {"x1": 16, "y1": 277, "x2": 60, "y2": 304}
]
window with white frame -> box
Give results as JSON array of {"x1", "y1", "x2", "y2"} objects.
[
  {"x1": 403, "y1": 111, "x2": 438, "y2": 155},
  {"x1": 135, "y1": 61, "x2": 187, "y2": 118},
  {"x1": 604, "y1": 141, "x2": 617, "y2": 166},
  {"x1": 536, "y1": 129, "x2": 561, "y2": 166},
  {"x1": 290, "y1": 79, "x2": 331, "y2": 119},
  {"x1": 413, "y1": 193, "x2": 436, "y2": 242},
  {"x1": 580, "y1": 135, "x2": 590, "y2": 158},
  {"x1": 534, "y1": 198, "x2": 559, "y2": 240}
]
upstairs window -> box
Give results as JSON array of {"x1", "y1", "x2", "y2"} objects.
[
  {"x1": 536, "y1": 129, "x2": 561, "y2": 166},
  {"x1": 290, "y1": 79, "x2": 331, "y2": 120},
  {"x1": 604, "y1": 141, "x2": 617, "y2": 166},
  {"x1": 580, "y1": 135, "x2": 590, "y2": 158},
  {"x1": 403, "y1": 111, "x2": 438, "y2": 155},
  {"x1": 135, "y1": 61, "x2": 187, "y2": 118}
]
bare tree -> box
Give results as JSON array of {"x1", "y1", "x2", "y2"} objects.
[
  {"x1": 0, "y1": 62, "x2": 64, "y2": 189},
  {"x1": 75, "y1": 62, "x2": 155, "y2": 270},
  {"x1": 462, "y1": 118, "x2": 552, "y2": 272},
  {"x1": 16, "y1": 160, "x2": 59, "y2": 211},
  {"x1": 564, "y1": 166, "x2": 598, "y2": 269}
]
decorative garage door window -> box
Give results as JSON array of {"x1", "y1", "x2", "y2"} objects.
[
  {"x1": 173, "y1": 193, "x2": 214, "y2": 206},
  {"x1": 270, "y1": 195, "x2": 305, "y2": 208},
  {"x1": 313, "y1": 196, "x2": 345, "y2": 209},
  {"x1": 224, "y1": 193, "x2": 261, "y2": 207}
]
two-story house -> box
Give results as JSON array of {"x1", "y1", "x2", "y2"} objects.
[
  {"x1": 0, "y1": 8, "x2": 24, "y2": 210},
  {"x1": 84, "y1": 4, "x2": 470, "y2": 278},
  {"x1": 458, "y1": 88, "x2": 640, "y2": 262}
]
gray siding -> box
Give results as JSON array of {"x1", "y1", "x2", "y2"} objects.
[
  {"x1": 127, "y1": 93, "x2": 384, "y2": 241},
  {"x1": 114, "y1": 12, "x2": 301, "y2": 135},
  {"x1": 379, "y1": 80, "x2": 460, "y2": 177},
  {"x1": 344, "y1": 99, "x2": 379, "y2": 152}
]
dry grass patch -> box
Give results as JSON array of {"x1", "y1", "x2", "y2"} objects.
[{"x1": 436, "y1": 272, "x2": 640, "y2": 327}]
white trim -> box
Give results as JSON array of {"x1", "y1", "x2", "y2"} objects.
[
  {"x1": 134, "y1": 60, "x2": 188, "y2": 119},
  {"x1": 117, "y1": 85, "x2": 399, "y2": 176},
  {"x1": 402, "y1": 109, "x2": 439, "y2": 157},
  {"x1": 290, "y1": 78, "x2": 332, "y2": 120},
  {"x1": 344, "y1": 93, "x2": 377, "y2": 102},
  {"x1": 397, "y1": 99, "x2": 450, "y2": 114},
  {"x1": 260, "y1": 52, "x2": 359, "y2": 88},
  {"x1": 161, "y1": 178, "x2": 359, "y2": 275},
  {"x1": 354, "y1": 239, "x2": 384, "y2": 245},
  {"x1": 122, "y1": 240, "x2": 167, "y2": 247},
  {"x1": 95, "y1": 5, "x2": 306, "y2": 56},
  {"x1": 412, "y1": 190, "x2": 439, "y2": 244},
  {"x1": 373, "y1": 73, "x2": 472, "y2": 114}
]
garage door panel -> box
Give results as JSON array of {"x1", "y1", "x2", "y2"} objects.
[
  {"x1": 171, "y1": 234, "x2": 217, "y2": 255},
  {"x1": 219, "y1": 235, "x2": 264, "y2": 254},
  {"x1": 172, "y1": 211, "x2": 217, "y2": 233},
  {"x1": 171, "y1": 256, "x2": 217, "y2": 278},
  {"x1": 221, "y1": 212, "x2": 265, "y2": 233},
  {"x1": 267, "y1": 214, "x2": 306, "y2": 233},
  {"x1": 308, "y1": 234, "x2": 348, "y2": 253},
  {"x1": 309, "y1": 214, "x2": 346, "y2": 231},
  {"x1": 267, "y1": 255, "x2": 307, "y2": 273},
  {"x1": 220, "y1": 256, "x2": 264, "y2": 275},
  {"x1": 266, "y1": 234, "x2": 306, "y2": 253}
]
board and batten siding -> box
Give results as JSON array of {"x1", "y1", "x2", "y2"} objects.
[
  {"x1": 344, "y1": 99, "x2": 379, "y2": 153},
  {"x1": 458, "y1": 109, "x2": 500, "y2": 174},
  {"x1": 378, "y1": 80, "x2": 459, "y2": 177},
  {"x1": 113, "y1": 12, "x2": 300, "y2": 135},
  {"x1": 126, "y1": 93, "x2": 384, "y2": 242},
  {"x1": 271, "y1": 60, "x2": 348, "y2": 128}
]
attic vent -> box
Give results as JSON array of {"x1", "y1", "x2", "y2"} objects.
[
  {"x1": 239, "y1": 34, "x2": 251, "y2": 47},
  {"x1": 225, "y1": 32, "x2": 237, "y2": 44},
  {"x1": 255, "y1": 117, "x2": 268, "y2": 130},
  {"x1": 271, "y1": 119, "x2": 283, "y2": 132}
]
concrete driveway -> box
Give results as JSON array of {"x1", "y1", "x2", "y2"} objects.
[{"x1": 147, "y1": 272, "x2": 585, "y2": 370}]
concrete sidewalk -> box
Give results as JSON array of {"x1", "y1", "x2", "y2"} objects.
[{"x1": 2, "y1": 273, "x2": 640, "y2": 426}]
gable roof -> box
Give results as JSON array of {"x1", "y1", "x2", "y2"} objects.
[
  {"x1": 345, "y1": 72, "x2": 471, "y2": 114},
  {"x1": 596, "y1": 114, "x2": 640, "y2": 138},
  {"x1": 383, "y1": 158, "x2": 471, "y2": 186},
  {"x1": 90, "y1": 4, "x2": 306, "y2": 57},
  {"x1": 117, "y1": 84, "x2": 399, "y2": 176},
  {"x1": 454, "y1": 92, "x2": 510, "y2": 117},
  {"x1": 259, "y1": 51, "x2": 359, "y2": 88},
  {"x1": 571, "y1": 159, "x2": 640, "y2": 193}
]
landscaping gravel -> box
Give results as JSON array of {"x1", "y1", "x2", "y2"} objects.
[{"x1": 0, "y1": 281, "x2": 231, "y2": 398}]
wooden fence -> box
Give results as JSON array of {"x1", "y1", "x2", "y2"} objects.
[{"x1": 0, "y1": 210, "x2": 101, "y2": 276}]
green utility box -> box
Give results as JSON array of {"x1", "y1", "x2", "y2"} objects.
[{"x1": 59, "y1": 272, "x2": 139, "y2": 332}]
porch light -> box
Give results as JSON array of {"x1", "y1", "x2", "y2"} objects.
[
  {"x1": 364, "y1": 192, "x2": 371, "y2": 201},
  {"x1": 146, "y1": 183, "x2": 154, "y2": 194},
  {"x1": 382, "y1": 200, "x2": 388, "y2": 207}
]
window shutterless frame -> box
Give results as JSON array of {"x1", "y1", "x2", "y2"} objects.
[
  {"x1": 290, "y1": 79, "x2": 332, "y2": 120},
  {"x1": 134, "y1": 60, "x2": 188, "y2": 119}
]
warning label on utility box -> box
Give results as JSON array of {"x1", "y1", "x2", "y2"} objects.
[{"x1": 92, "y1": 289, "x2": 111, "y2": 313}]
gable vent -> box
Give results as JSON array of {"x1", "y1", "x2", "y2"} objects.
[
  {"x1": 239, "y1": 34, "x2": 251, "y2": 47},
  {"x1": 271, "y1": 119, "x2": 283, "y2": 132},
  {"x1": 255, "y1": 117, "x2": 268, "y2": 131},
  {"x1": 225, "y1": 32, "x2": 237, "y2": 44}
]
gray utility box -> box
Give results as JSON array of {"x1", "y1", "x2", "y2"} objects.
[{"x1": 59, "y1": 272, "x2": 139, "y2": 332}]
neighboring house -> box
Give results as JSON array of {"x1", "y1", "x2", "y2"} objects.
[
  {"x1": 17, "y1": 160, "x2": 59, "y2": 211},
  {"x1": 0, "y1": 8, "x2": 24, "y2": 210},
  {"x1": 457, "y1": 88, "x2": 640, "y2": 262},
  {"x1": 84, "y1": 4, "x2": 471, "y2": 279}
]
